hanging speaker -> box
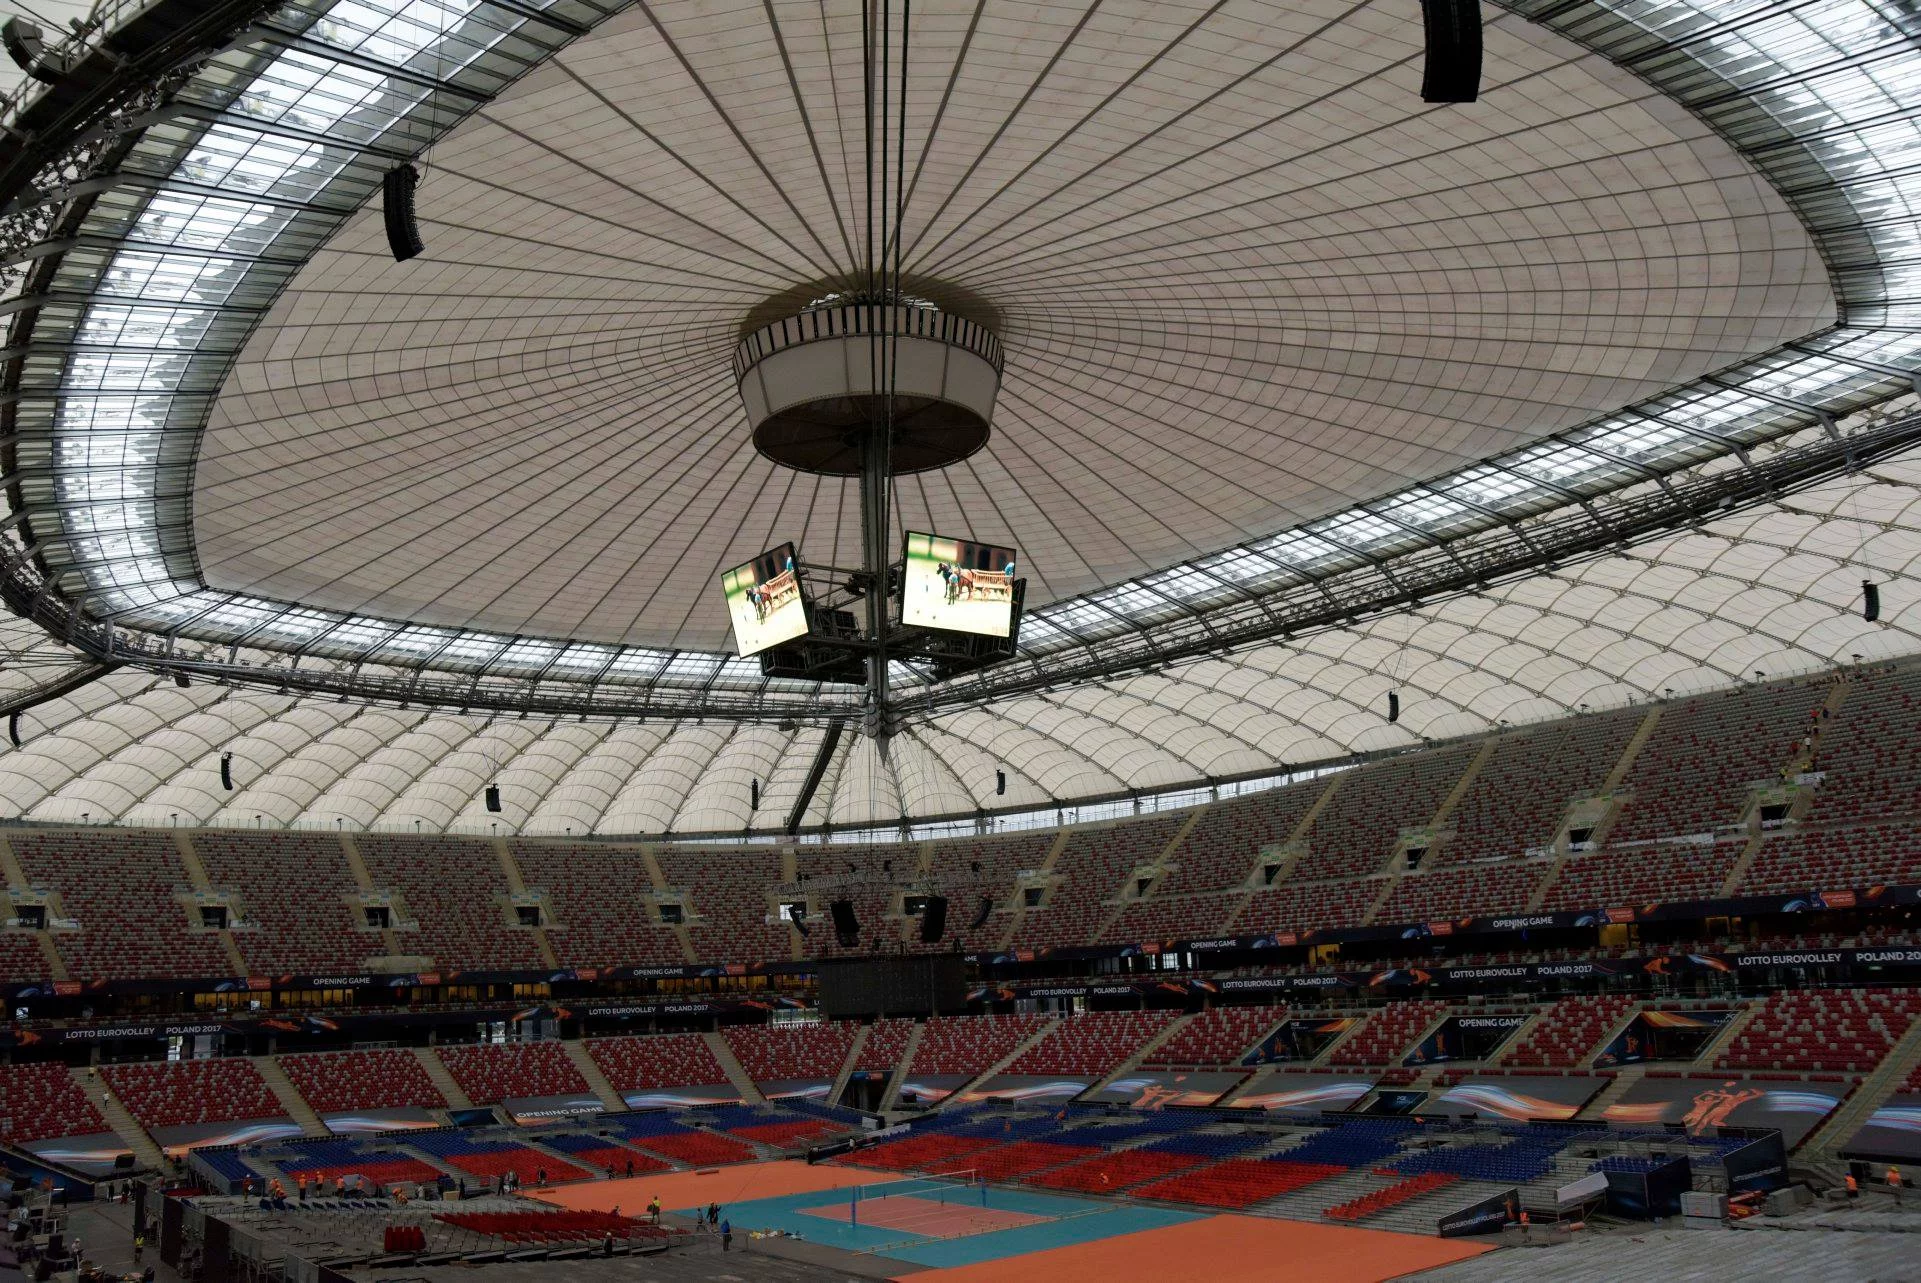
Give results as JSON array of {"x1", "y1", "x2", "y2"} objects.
[
  {"x1": 383, "y1": 163, "x2": 425, "y2": 262},
  {"x1": 485, "y1": 785, "x2": 502, "y2": 813},
  {"x1": 1863, "y1": 580, "x2": 1881, "y2": 623},
  {"x1": 1387, "y1": 691, "x2": 1401, "y2": 723},
  {"x1": 786, "y1": 903, "x2": 810, "y2": 936},
  {"x1": 750, "y1": 778, "x2": 761, "y2": 809},
  {"x1": 919, "y1": 895, "x2": 949, "y2": 944},
  {"x1": 1418, "y1": 0, "x2": 1481, "y2": 103},
  {"x1": 968, "y1": 895, "x2": 994, "y2": 930},
  {"x1": 219, "y1": 752, "x2": 234, "y2": 791},
  {"x1": 995, "y1": 769, "x2": 1006, "y2": 796},
  {"x1": 829, "y1": 899, "x2": 859, "y2": 947},
  {"x1": 6, "y1": 713, "x2": 18, "y2": 749},
  {"x1": 173, "y1": 673, "x2": 190, "y2": 688}
]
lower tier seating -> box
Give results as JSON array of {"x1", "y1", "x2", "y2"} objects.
[
  {"x1": 434, "y1": 1043, "x2": 588, "y2": 1105},
  {"x1": 278, "y1": 1049, "x2": 446, "y2": 1114},
  {"x1": 408, "y1": 1133, "x2": 593, "y2": 1185},
  {"x1": 540, "y1": 1132, "x2": 672, "y2": 1175},
  {"x1": 0, "y1": 1064, "x2": 112, "y2": 1145},
  {"x1": 1132, "y1": 1158, "x2": 1343, "y2": 1208},
  {"x1": 1325, "y1": 1172, "x2": 1458, "y2": 1221},
  {"x1": 102, "y1": 1059, "x2": 283, "y2": 1129},
  {"x1": 1021, "y1": 1147, "x2": 1209, "y2": 1193}
]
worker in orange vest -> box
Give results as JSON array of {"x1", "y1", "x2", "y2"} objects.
[
  {"x1": 1889, "y1": 1167, "x2": 1904, "y2": 1205},
  {"x1": 1845, "y1": 1173, "x2": 1858, "y2": 1199}
]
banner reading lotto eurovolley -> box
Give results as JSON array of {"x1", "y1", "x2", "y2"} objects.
[{"x1": 1602, "y1": 1076, "x2": 1845, "y2": 1146}]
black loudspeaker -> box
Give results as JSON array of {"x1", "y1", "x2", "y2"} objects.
[
  {"x1": 919, "y1": 895, "x2": 948, "y2": 944},
  {"x1": 1418, "y1": 0, "x2": 1481, "y2": 103},
  {"x1": 383, "y1": 163, "x2": 425, "y2": 261},
  {"x1": 786, "y1": 903, "x2": 810, "y2": 937},
  {"x1": 830, "y1": 899, "x2": 859, "y2": 947},
  {"x1": 219, "y1": 751, "x2": 234, "y2": 791},
  {"x1": 484, "y1": 785, "x2": 502, "y2": 813},
  {"x1": 968, "y1": 895, "x2": 994, "y2": 930},
  {"x1": 1387, "y1": 691, "x2": 1401, "y2": 723},
  {"x1": 750, "y1": 778, "x2": 760, "y2": 809},
  {"x1": 1863, "y1": 580, "x2": 1881, "y2": 622},
  {"x1": 7, "y1": 713, "x2": 18, "y2": 748},
  {"x1": 113, "y1": 1152, "x2": 135, "y2": 1169},
  {"x1": 995, "y1": 769, "x2": 1006, "y2": 796},
  {"x1": 173, "y1": 672, "x2": 191, "y2": 688}
]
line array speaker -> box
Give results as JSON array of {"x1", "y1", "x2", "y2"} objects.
[
  {"x1": 484, "y1": 785, "x2": 502, "y2": 813},
  {"x1": 219, "y1": 751, "x2": 234, "y2": 791},
  {"x1": 830, "y1": 898, "x2": 859, "y2": 948},
  {"x1": 383, "y1": 164, "x2": 425, "y2": 262},
  {"x1": 1863, "y1": 580, "x2": 1881, "y2": 622},
  {"x1": 919, "y1": 895, "x2": 949, "y2": 944},
  {"x1": 1418, "y1": 0, "x2": 1481, "y2": 103},
  {"x1": 1387, "y1": 691, "x2": 1401, "y2": 723},
  {"x1": 968, "y1": 895, "x2": 994, "y2": 930}
]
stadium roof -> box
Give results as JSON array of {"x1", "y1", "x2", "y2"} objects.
[{"x1": 1, "y1": 0, "x2": 1920, "y2": 832}]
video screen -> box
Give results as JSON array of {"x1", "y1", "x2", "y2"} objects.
[
  {"x1": 902, "y1": 531, "x2": 1018, "y2": 637},
  {"x1": 722, "y1": 542, "x2": 808, "y2": 657}
]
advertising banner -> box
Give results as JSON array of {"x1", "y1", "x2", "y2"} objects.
[
  {"x1": 756, "y1": 1079, "x2": 834, "y2": 1102},
  {"x1": 950, "y1": 1075, "x2": 1094, "y2": 1104},
  {"x1": 1593, "y1": 1009, "x2": 1735, "y2": 1068},
  {"x1": 1436, "y1": 1187, "x2": 1518, "y2": 1237},
  {"x1": 321, "y1": 1108, "x2": 439, "y2": 1135},
  {"x1": 503, "y1": 1094, "x2": 606, "y2": 1124},
  {"x1": 1241, "y1": 1018, "x2": 1358, "y2": 1065},
  {"x1": 1602, "y1": 1077, "x2": 1844, "y2": 1147},
  {"x1": 1086, "y1": 1071, "x2": 1247, "y2": 1109},
  {"x1": 1721, "y1": 1131, "x2": 1789, "y2": 1195},
  {"x1": 1229, "y1": 1073, "x2": 1374, "y2": 1113},
  {"x1": 150, "y1": 1118, "x2": 304, "y2": 1156},
  {"x1": 1429, "y1": 1075, "x2": 1603, "y2": 1121},
  {"x1": 1841, "y1": 1093, "x2": 1921, "y2": 1163},
  {"x1": 619, "y1": 1084, "x2": 742, "y2": 1109},
  {"x1": 895, "y1": 1075, "x2": 971, "y2": 1105},
  {"x1": 22, "y1": 1132, "x2": 133, "y2": 1176},
  {"x1": 1403, "y1": 1016, "x2": 1525, "y2": 1067}
]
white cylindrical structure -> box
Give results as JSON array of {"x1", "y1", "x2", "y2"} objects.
[{"x1": 733, "y1": 301, "x2": 1004, "y2": 475}]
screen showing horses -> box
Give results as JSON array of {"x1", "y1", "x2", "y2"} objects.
[
  {"x1": 722, "y1": 542, "x2": 808, "y2": 656},
  {"x1": 902, "y1": 531, "x2": 1019, "y2": 637}
]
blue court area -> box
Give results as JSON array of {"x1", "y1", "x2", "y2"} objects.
[{"x1": 679, "y1": 1174, "x2": 1202, "y2": 1268}]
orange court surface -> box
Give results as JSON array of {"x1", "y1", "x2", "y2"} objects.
[
  {"x1": 528, "y1": 1159, "x2": 895, "y2": 1215},
  {"x1": 536, "y1": 1162, "x2": 1493, "y2": 1283},
  {"x1": 891, "y1": 1212, "x2": 1494, "y2": 1283}
]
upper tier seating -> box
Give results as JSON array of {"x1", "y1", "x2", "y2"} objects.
[
  {"x1": 1372, "y1": 862, "x2": 1546, "y2": 922},
  {"x1": 653, "y1": 845, "x2": 791, "y2": 965},
  {"x1": 1803, "y1": 669, "x2": 1921, "y2": 822},
  {"x1": 1232, "y1": 877, "x2": 1380, "y2": 935},
  {"x1": 911, "y1": 1013, "x2": 1054, "y2": 1076},
  {"x1": 585, "y1": 1034, "x2": 730, "y2": 1092},
  {"x1": 1740, "y1": 824, "x2": 1921, "y2": 894},
  {"x1": 923, "y1": 832, "x2": 1056, "y2": 951},
  {"x1": 795, "y1": 845, "x2": 919, "y2": 958},
  {"x1": 1003, "y1": 1010, "x2": 1178, "y2": 1076},
  {"x1": 356, "y1": 835, "x2": 543, "y2": 969},
  {"x1": 509, "y1": 843, "x2": 683, "y2": 966},
  {"x1": 434, "y1": 1042, "x2": 588, "y2": 1104},
  {"x1": 102, "y1": 1059, "x2": 283, "y2": 1129},
  {"x1": 1147, "y1": 1006, "x2": 1284, "y2": 1068},
  {"x1": 1292, "y1": 744, "x2": 1479, "y2": 882},
  {"x1": 1716, "y1": 988, "x2": 1921, "y2": 1075},
  {"x1": 1440, "y1": 713, "x2": 1639, "y2": 865},
  {"x1": 0, "y1": 1063, "x2": 112, "y2": 1145},
  {"x1": 722, "y1": 1021, "x2": 860, "y2": 1082},
  {"x1": 277, "y1": 1049, "x2": 446, "y2": 1114},
  {"x1": 1503, "y1": 995, "x2": 1637, "y2": 1068},
  {"x1": 1328, "y1": 1001, "x2": 1449, "y2": 1067},
  {"x1": 194, "y1": 831, "x2": 367, "y2": 972},
  {"x1": 858, "y1": 1018, "x2": 914, "y2": 1070},
  {"x1": 0, "y1": 932, "x2": 49, "y2": 985},
  {"x1": 1012, "y1": 815, "x2": 1187, "y2": 950},
  {"x1": 1610, "y1": 685, "x2": 1824, "y2": 842},
  {"x1": 12, "y1": 831, "x2": 232, "y2": 979},
  {"x1": 1542, "y1": 845, "x2": 1738, "y2": 910},
  {"x1": 1153, "y1": 784, "x2": 1327, "y2": 896}
]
